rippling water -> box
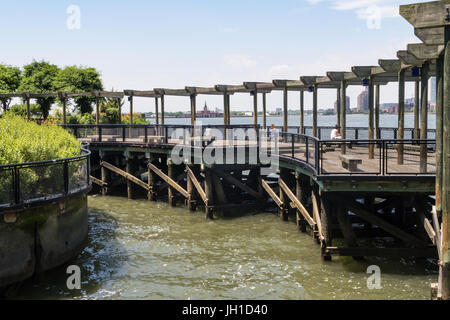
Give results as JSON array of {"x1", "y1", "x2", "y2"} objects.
[{"x1": 16, "y1": 196, "x2": 437, "y2": 300}]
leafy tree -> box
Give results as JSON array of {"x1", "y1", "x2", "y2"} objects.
[
  {"x1": 18, "y1": 60, "x2": 59, "y2": 119},
  {"x1": 53, "y1": 66, "x2": 103, "y2": 114},
  {"x1": 0, "y1": 64, "x2": 22, "y2": 112}
]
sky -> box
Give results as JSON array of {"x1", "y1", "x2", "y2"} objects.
[{"x1": 0, "y1": 0, "x2": 431, "y2": 114}]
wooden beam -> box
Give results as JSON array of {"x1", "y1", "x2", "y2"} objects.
[
  {"x1": 329, "y1": 194, "x2": 428, "y2": 247},
  {"x1": 186, "y1": 166, "x2": 208, "y2": 204},
  {"x1": 261, "y1": 179, "x2": 283, "y2": 208},
  {"x1": 149, "y1": 163, "x2": 189, "y2": 198},
  {"x1": 311, "y1": 190, "x2": 325, "y2": 242},
  {"x1": 100, "y1": 161, "x2": 149, "y2": 191},
  {"x1": 90, "y1": 175, "x2": 108, "y2": 187},
  {"x1": 278, "y1": 178, "x2": 315, "y2": 227}
]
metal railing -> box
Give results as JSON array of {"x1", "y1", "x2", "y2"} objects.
[
  {"x1": 60, "y1": 124, "x2": 436, "y2": 179},
  {"x1": 0, "y1": 144, "x2": 91, "y2": 213}
]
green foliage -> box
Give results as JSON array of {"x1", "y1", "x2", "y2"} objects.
[
  {"x1": 121, "y1": 113, "x2": 150, "y2": 124},
  {"x1": 0, "y1": 64, "x2": 22, "y2": 111},
  {"x1": 18, "y1": 60, "x2": 60, "y2": 119},
  {"x1": 53, "y1": 66, "x2": 103, "y2": 114},
  {"x1": 67, "y1": 112, "x2": 96, "y2": 124},
  {"x1": 100, "y1": 96, "x2": 123, "y2": 124},
  {"x1": 9, "y1": 103, "x2": 42, "y2": 118},
  {"x1": 0, "y1": 114, "x2": 81, "y2": 165}
]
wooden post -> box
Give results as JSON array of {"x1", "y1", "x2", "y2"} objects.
[
  {"x1": 295, "y1": 175, "x2": 306, "y2": 232},
  {"x1": 155, "y1": 97, "x2": 159, "y2": 126},
  {"x1": 253, "y1": 90, "x2": 258, "y2": 129},
  {"x1": 283, "y1": 87, "x2": 288, "y2": 133},
  {"x1": 375, "y1": 84, "x2": 380, "y2": 139},
  {"x1": 312, "y1": 85, "x2": 318, "y2": 137},
  {"x1": 148, "y1": 161, "x2": 156, "y2": 201},
  {"x1": 96, "y1": 96, "x2": 100, "y2": 125},
  {"x1": 368, "y1": 78, "x2": 374, "y2": 159},
  {"x1": 101, "y1": 157, "x2": 108, "y2": 196},
  {"x1": 203, "y1": 167, "x2": 214, "y2": 220},
  {"x1": 126, "y1": 155, "x2": 134, "y2": 199},
  {"x1": 441, "y1": 25, "x2": 450, "y2": 300},
  {"x1": 414, "y1": 80, "x2": 420, "y2": 139},
  {"x1": 118, "y1": 98, "x2": 122, "y2": 123},
  {"x1": 26, "y1": 95, "x2": 31, "y2": 121},
  {"x1": 262, "y1": 92, "x2": 267, "y2": 130},
  {"x1": 223, "y1": 93, "x2": 228, "y2": 126},
  {"x1": 278, "y1": 170, "x2": 289, "y2": 221},
  {"x1": 420, "y1": 61, "x2": 430, "y2": 173},
  {"x1": 397, "y1": 69, "x2": 405, "y2": 165},
  {"x1": 160, "y1": 95, "x2": 165, "y2": 125},
  {"x1": 300, "y1": 90, "x2": 304, "y2": 134},
  {"x1": 320, "y1": 193, "x2": 332, "y2": 260},
  {"x1": 340, "y1": 80, "x2": 347, "y2": 154},
  {"x1": 129, "y1": 95, "x2": 133, "y2": 138},
  {"x1": 186, "y1": 165, "x2": 197, "y2": 211},
  {"x1": 62, "y1": 97, "x2": 67, "y2": 124},
  {"x1": 167, "y1": 158, "x2": 175, "y2": 206},
  {"x1": 336, "y1": 87, "x2": 341, "y2": 128},
  {"x1": 190, "y1": 94, "x2": 196, "y2": 125}
]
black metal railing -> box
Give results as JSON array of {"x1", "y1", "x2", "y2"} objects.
[
  {"x1": 60, "y1": 124, "x2": 436, "y2": 178},
  {"x1": 0, "y1": 144, "x2": 91, "y2": 212}
]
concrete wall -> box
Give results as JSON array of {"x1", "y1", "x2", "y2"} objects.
[{"x1": 0, "y1": 195, "x2": 88, "y2": 289}]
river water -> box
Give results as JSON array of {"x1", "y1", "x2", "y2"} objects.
[
  {"x1": 16, "y1": 196, "x2": 437, "y2": 300},
  {"x1": 155, "y1": 114, "x2": 437, "y2": 129}
]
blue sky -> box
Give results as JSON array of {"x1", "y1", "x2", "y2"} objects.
[{"x1": 0, "y1": 0, "x2": 430, "y2": 113}]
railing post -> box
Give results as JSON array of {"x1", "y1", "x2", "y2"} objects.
[
  {"x1": 291, "y1": 134, "x2": 294, "y2": 158},
  {"x1": 144, "y1": 126, "x2": 148, "y2": 143},
  {"x1": 355, "y1": 129, "x2": 359, "y2": 140},
  {"x1": 99, "y1": 126, "x2": 102, "y2": 142},
  {"x1": 305, "y1": 136, "x2": 309, "y2": 163},
  {"x1": 122, "y1": 126, "x2": 126, "y2": 142},
  {"x1": 63, "y1": 160, "x2": 69, "y2": 195},
  {"x1": 315, "y1": 139, "x2": 319, "y2": 173},
  {"x1": 13, "y1": 167, "x2": 20, "y2": 205}
]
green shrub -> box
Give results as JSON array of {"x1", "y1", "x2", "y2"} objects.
[
  {"x1": 0, "y1": 114, "x2": 82, "y2": 203},
  {"x1": 0, "y1": 113, "x2": 81, "y2": 165}
]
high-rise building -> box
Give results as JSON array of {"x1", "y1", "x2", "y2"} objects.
[
  {"x1": 431, "y1": 77, "x2": 436, "y2": 104},
  {"x1": 357, "y1": 87, "x2": 369, "y2": 111},
  {"x1": 334, "y1": 96, "x2": 351, "y2": 113}
]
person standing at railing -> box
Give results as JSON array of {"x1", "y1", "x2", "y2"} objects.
[
  {"x1": 330, "y1": 125, "x2": 342, "y2": 139},
  {"x1": 269, "y1": 124, "x2": 276, "y2": 141}
]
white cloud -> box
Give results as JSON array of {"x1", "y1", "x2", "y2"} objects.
[{"x1": 223, "y1": 54, "x2": 257, "y2": 68}]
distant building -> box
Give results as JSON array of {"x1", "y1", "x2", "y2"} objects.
[
  {"x1": 357, "y1": 87, "x2": 369, "y2": 111},
  {"x1": 196, "y1": 101, "x2": 222, "y2": 118},
  {"x1": 334, "y1": 96, "x2": 351, "y2": 113},
  {"x1": 275, "y1": 107, "x2": 282, "y2": 115}
]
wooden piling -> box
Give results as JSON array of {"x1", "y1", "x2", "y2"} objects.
[
  {"x1": 312, "y1": 85, "x2": 318, "y2": 137},
  {"x1": 414, "y1": 80, "x2": 420, "y2": 139},
  {"x1": 203, "y1": 168, "x2": 214, "y2": 220},
  {"x1": 397, "y1": 69, "x2": 405, "y2": 164},
  {"x1": 340, "y1": 80, "x2": 347, "y2": 154},
  {"x1": 375, "y1": 84, "x2": 380, "y2": 139},
  {"x1": 368, "y1": 78, "x2": 374, "y2": 159},
  {"x1": 300, "y1": 91, "x2": 304, "y2": 134},
  {"x1": 148, "y1": 161, "x2": 156, "y2": 201},
  {"x1": 190, "y1": 94, "x2": 196, "y2": 125},
  {"x1": 253, "y1": 90, "x2": 258, "y2": 129},
  {"x1": 167, "y1": 159, "x2": 176, "y2": 206},
  {"x1": 186, "y1": 165, "x2": 197, "y2": 211},
  {"x1": 295, "y1": 175, "x2": 307, "y2": 232},
  {"x1": 262, "y1": 92, "x2": 267, "y2": 130},
  {"x1": 420, "y1": 61, "x2": 430, "y2": 173},
  {"x1": 336, "y1": 88, "x2": 341, "y2": 129},
  {"x1": 283, "y1": 87, "x2": 288, "y2": 133},
  {"x1": 126, "y1": 156, "x2": 134, "y2": 199}
]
